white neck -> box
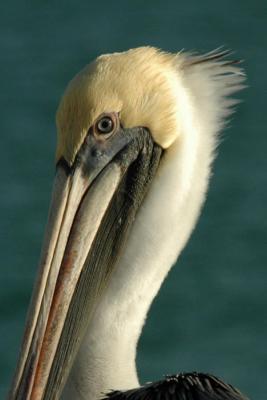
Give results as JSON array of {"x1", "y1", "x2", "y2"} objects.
[
  {"x1": 62, "y1": 118, "x2": 214, "y2": 400},
  {"x1": 61, "y1": 60, "x2": 241, "y2": 399}
]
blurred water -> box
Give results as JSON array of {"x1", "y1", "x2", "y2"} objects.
[{"x1": 0, "y1": 1, "x2": 266, "y2": 399}]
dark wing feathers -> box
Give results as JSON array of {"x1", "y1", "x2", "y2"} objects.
[{"x1": 103, "y1": 373, "x2": 249, "y2": 400}]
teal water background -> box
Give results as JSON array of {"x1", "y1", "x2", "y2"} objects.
[{"x1": 0, "y1": 1, "x2": 266, "y2": 399}]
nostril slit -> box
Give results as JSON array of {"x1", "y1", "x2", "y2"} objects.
[{"x1": 91, "y1": 148, "x2": 103, "y2": 158}]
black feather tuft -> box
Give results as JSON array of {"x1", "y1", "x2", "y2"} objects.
[{"x1": 102, "y1": 372, "x2": 249, "y2": 400}]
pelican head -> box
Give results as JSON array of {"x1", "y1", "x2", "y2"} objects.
[{"x1": 10, "y1": 47, "x2": 244, "y2": 400}]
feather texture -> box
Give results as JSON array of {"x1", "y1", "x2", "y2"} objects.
[
  {"x1": 103, "y1": 373, "x2": 249, "y2": 400},
  {"x1": 56, "y1": 47, "x2": 245, "y2": 164}
]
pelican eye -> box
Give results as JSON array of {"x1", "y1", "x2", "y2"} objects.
[
  {"x1": 96, "y1": 116, "x2": 114, "y2": 134},
  {"x1": 93, "y1": 112, "x2": 118, "y2": 140}
]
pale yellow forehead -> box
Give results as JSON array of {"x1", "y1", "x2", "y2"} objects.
[{"x1": 56, "y1": 47, "x2": 183, "y2": 164}]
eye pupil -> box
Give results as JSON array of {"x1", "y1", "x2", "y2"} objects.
[{"x1": 97, "y1": 117, "x2": 114, "y2": 134}]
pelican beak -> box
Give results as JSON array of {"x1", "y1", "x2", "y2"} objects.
[{"x1": 10, "y1": 125, "x2": 162, "y2": 400}]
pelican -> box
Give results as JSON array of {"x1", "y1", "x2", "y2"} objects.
[{"x1": 9, "y1": 47, "x2": 248, "y2": 400}]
